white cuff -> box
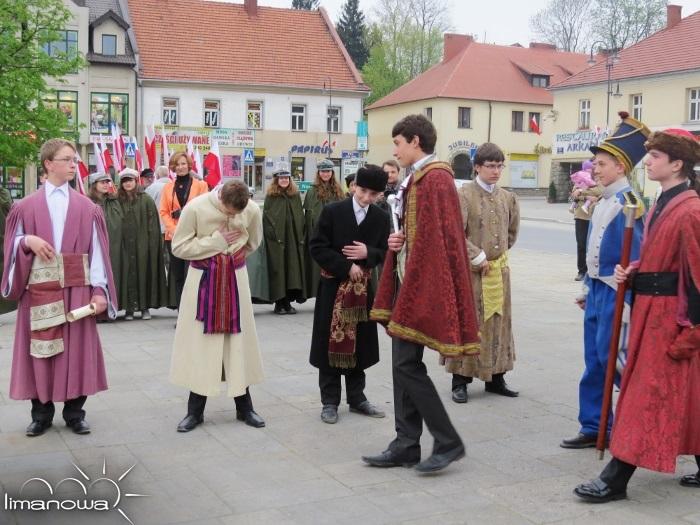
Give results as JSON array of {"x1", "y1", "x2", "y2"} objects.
[{"x1": 471, "y1": 251, "x2": 486, "y2": 266}]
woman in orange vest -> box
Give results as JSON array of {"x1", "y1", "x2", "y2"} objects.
[{"x1": 159, "y1": 151, "x2": 209, "y2": 309}]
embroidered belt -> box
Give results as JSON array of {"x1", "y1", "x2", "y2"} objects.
[{"x1": 482, "y1": 251, "x2": 509, "y2": 321}]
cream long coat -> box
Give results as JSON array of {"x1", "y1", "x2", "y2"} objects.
[
  {"x1": 444, "y1": 182, "x2": 519, "y2": 381},
  {"x1": 169, "y1": 191, "x2": 264, "y2": 397}
]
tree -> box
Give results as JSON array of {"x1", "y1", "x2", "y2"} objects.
[
  {"x1": 336, "y1": 0, "x2": 369, "y2": 69},
  {"x1": 530, "y1": 0, "x2": 594, "y2": 52},
  {"x1": 0, "y1": 0, "x2": 85, "y2": 167},
  {"x1": 362, "y1": 0, "x2": 451, "y2": 105},
  {"x1": 292, "y1": 0, "x2": 319, "y2": 9}
]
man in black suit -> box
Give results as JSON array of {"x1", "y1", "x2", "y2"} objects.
[{"x1": 309, "y1": 165, "x2": 390, "y2": 424}]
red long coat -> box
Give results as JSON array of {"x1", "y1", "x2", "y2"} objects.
[{"x1": 610, "y1": 190, "x2": 700, "y2": 473}]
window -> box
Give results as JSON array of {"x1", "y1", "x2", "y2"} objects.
[
  {"x1": 204, "y1": 100, "x2": 220, "y2": 128},
  {"x1": 291, "y1": 104, "x2": 306, "y2": 131},
  {"x1": 90, "y1": 93, "x2": 128, "y2": 134},
  {"x1": 43, "y1": 30, "x2": 78, "y2": 58},
  {"x1": 291, "y1": 157, "x2": 305, "y2": 181},
  {"x1": 102, "y1": 34, "x2": 117, "y2": 56},
  {"x1": 44, "y1": 91, "x2": 78, "y2": 130},
  {"x1": 690, "y1": 88, "x2": 700, "y2": 122},
  {"x1": 458, "y1": 107, "x2": 471, "y2": 129},
  {"x1": 630, "y1": 94, "x2": 643, "y2": 121},
  {"x1": 423, "y1": 107, "x2": 433, "y2": 120},
  {"x1": 327, "y1": 106, "x2": 341, "y2": 133},
  {"x1": 511, "y1": 111, "x2": 524, "y2": 132},
  {"x1": 162, "y1": 98, "x2": 178, "y2": 126},
  {"x1": 529, "y1": 112, "x2": 541, "y2": 133},
  {"x1": 579, "y1": 99, "x2": 591, "y2": 129},
  {"x1": 531, "y1": 75, "x2": 550, "y2": 88},
  {"x1": 247, "y1": 101, "x2": 263, "y2": 129}
]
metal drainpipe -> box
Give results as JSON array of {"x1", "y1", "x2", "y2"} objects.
[{"x1": 487, "y1": 101, "x2": 493, "y2": 142}]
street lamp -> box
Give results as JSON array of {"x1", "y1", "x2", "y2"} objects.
[
  {"x1": 323, "y1": 77, "x2": 333, "y2": 157},
  {"x1": 588, "y1": 41, "x2": 621, "y2": 127}
]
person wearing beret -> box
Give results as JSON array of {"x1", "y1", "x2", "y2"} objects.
[
  {"x1": 303, "y1": 159, "x2": 344, "y2": 299},
  {"x1": 308, "y1": 165, "x2": 390, "y2": 424},
  {"x1": 574, "y1": 128, "x2": 700, "y2": 502},
  {"x1": 117, "y1": 168, "x2": 168, "y2": 321},
  {"x1": 562, "y1": 112, "x2": 648, "y2": 451}
]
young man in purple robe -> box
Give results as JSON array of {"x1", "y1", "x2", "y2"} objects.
[{"x1": 1, "y1": 139, "x2": 117, "y2": 437}]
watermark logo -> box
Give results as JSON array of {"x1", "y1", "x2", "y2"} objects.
[{"x1": 4, "y1": 458, "x2": 148, "y2": 524}]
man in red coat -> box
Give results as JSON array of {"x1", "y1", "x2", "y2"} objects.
[
  {"x1": 575, "y1": 129, "x2": 700, "y2": 502},
  {"x1": 362, "y1": 114, "x2": 480, "y2": 473}
]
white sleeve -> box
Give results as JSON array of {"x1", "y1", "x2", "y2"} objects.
[
  {"x1": 470, "y1": 250, "x2": 487, "y2": 266},
  {"x1": 3, "y1": 220, "x2": 25, "y2": 297}
]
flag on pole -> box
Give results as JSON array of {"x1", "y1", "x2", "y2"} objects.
[
  {"x1": 186, "y1": 136, "x2": 197, "y2": 173},
  {"x1": 194, "y1": 146, "x2": 202, "y2": 177},
  {"x1": 529, "y1": 115, "x2": 541, "y2": 135},
  {"x1": 203, "y1": 140, "x2": 221, "y2": 187},
  {"x1": 133, "y1": 136, "x2": 143, "y2": 172},
  {"x1": 144, "y1": 123, "x2": 157, "y2": 169},
  {"x1": 75, "y1": 152, "x2": 88, "y2": 195},
  {"x1": 93, "y1": 140, "x2": 106, "y2": 174},
  {"x1": 100, "y1": 136, "x2": 114, "y2": 171},
  {"x1": 111, "y1": 123, "x2": 126, "y2": 169},
  {"x1": 162, "y1": 131, "x2": 173, "y2": 178}
]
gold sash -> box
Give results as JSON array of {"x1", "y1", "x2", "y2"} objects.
[{"x1": 482, "y1": 251, "x2": 509, "y2": 321}]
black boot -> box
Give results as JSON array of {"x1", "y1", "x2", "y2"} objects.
[
  {"x1": 680, "y1": 456, "x2": 700, "y2": 487},
  {"x1": 273, "y1": 300, "x2": 287, "y2": 315},
  {"x1": 177, "y1": 392, "x2": 206, "y2": 432},
  {"x1": 485, "y1": 373, "x2": 519, "y2": 397},
  {"x1": 574, "y1": 457, "x2": 635, "y2": 503},
  {"x1": 235, "y1": 388, "x2": 265, "y2": 428}
]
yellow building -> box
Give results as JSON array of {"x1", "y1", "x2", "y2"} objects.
[
  {"x1": 550, "y1": 5, "x2": 700, "y2": 201},
  {"x1": 366, "y1": 34, "x2": 589, "y2": 190}
]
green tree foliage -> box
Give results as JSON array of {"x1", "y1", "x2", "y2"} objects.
[
  {"x1": 0, "y1": 0, "x2": 85, "y2": 167},
  {"x1": 292, "y1": 0, "x2": 319, "y2": 9},
  {"x1": 336, "y1": 0, "x2": 369, "y2": 69},
  {"x1": 362, "y1": 0, "x2": 451, "y2": 106}
]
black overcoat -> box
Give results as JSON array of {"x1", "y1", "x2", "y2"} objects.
[{"x1": 308, "y1": 198, "x2": 390, "y2": 372}]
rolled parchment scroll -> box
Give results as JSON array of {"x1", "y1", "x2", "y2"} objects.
[{"x1": 66, "y1": 303, "x2": 96, "y2": 322}]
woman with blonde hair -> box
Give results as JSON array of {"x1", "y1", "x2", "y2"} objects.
[
  {"x1": 263, "y1": 163, "x2": 306, "y2": 314},
  {"x1": 303, "y1": 159, "x2": 343, "y2": 298},
  {"x1": 159, "y1": 151, "x2": 208, "y2": 309}
]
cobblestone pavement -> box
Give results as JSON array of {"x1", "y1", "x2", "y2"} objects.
[{"x1": 0, "y1": 247, "x2": 698, "y2": 525}]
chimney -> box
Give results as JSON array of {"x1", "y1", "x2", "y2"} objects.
[
  {"x1": 529, "y1": 42, "x2": 557, "y2": 51},
  {"x1": 443, "y1": 34, "x2": 473, "y2": 63},
  {"x1": 244, "y1": 0, "x2": 257, "y2": 16},
  {"x1": 667, "y1": 4, "x2": 682, "y2": 28}
]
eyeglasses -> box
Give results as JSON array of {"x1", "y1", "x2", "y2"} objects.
[
  {"x1": 53, "y1": 156, "x2": 79, "y2": 164},
  {"x1": 482, "y1": 163, "x2": 506, "y2": 170}
]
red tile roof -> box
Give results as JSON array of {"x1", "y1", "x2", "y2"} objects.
[
  {"x1": 553, "y1": 10, "x2": 700, "y2": 89},
  {"x1": 125, "y1": 0, "x2": 368, "y2": 92},
  {"x1": 367, "y1": 40, "x2": 589, "y2": 110}
]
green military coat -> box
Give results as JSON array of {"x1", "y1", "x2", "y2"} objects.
[
  {"x1": 91, "y1": 194, "x2": 123, "y2": 301},
  {"x1": 303, "y1": 185, "x2": 342, "y2": 298}
]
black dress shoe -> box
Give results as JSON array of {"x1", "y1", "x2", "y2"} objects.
[
  {"x1": 414, "y1": 445, "x2": 465, "y2": 473},
  {"x1": 574, "y1": 478, "x2": 627, "y2": 503},
  {"x1": 349, "y1": 401, "x2": 385, "y2": 418},
  {"x1": 26, "y1": 420, "x2": 52, "y2": 437},
  {"x1": 273, "y1": 304, "x2": 287, "y2": 315},
  {"x1": 575, "y1": 272, "x2": 585, "y2": 281},
  {"x1": 177, "y1": 414, "x2": 203, "y2": 432},
  {"x1": 237, "y1": 410, "x2": 265, "y2": 428},
  {"x1": 680, "y1": 473, "x2": 700, "y2": 487},
  {"x1": 362, "y1": 449, "x2": 420, "y2": 468},
  {"x1": 560, "y1": 433, "x2": 598, "y2": 449},
  {"x1": 484, "y1": 379, "x2": 519, "y2": 397},
  {"x1": 67, "y1": 419, "x2": 91, "y2": 435},
  {"x1": 452, "y1": 385, "x2": 468, "y2": 404},
  {"x1": 321, "y1": 405, "x2": 338, "y2": 424},
  {"x1": 284, "y1": 304, "x2": 297, "y2": 315}
]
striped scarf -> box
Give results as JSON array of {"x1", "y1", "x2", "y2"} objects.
[{"x1": 190, "y1": 250, "x2": 246, "y2": 334}]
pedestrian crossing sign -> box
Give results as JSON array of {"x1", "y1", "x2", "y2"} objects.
[
  {"x1": 243, "y1": 149, "x2": 254, "y2": 164},
  {"x1": 125, "y1": 142, "x2": 136, "y2": 158}
]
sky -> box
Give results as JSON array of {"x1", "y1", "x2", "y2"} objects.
[{"x1": 250, "y1": 0, "x2": 700, "y2": 46}]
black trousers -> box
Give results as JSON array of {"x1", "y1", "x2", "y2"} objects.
[
  {"x1": 389, "y1": 337, "x2": 462, "y2": 458},
  {"x1": 31, "y1": 396, "x2": 87, "y2": 424},
  {"x1": 318, "y1": 368, "x2": 367, "y2": 407},
  {"x1": 575, "y1": 218, "x2": 590, "y2": 275},
  {"x1": 186, "y1": 389, "x2": 253, "y2": 418},
  {"x1": 601, "y1": 455, "x2": 700, "y2": 489},
  {"x1": 166, "y1": 240, "x2": 188, "y2": 309}
]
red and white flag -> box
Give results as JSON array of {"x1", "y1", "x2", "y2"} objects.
[
  {"x1": 111, "y1": 123, "x2": 126, "y2": 170},
  {"x1": 529, "y1": 115, "x2": 541, "y2": 135},
  {"x1": 203, "y1": 140, "x2": 221, "y2": 188},
  {"x1": 100, "y1": 136, "x2": 114, "y2": 171},
  {"x1": 92, "y1": 140, "x2": 106, "y2": 174},
  {"x1": 132, "y1": 136, "x2": 143, "y2": 172},
  {"x1": 186, "y1": 136, "x2": 197, "y2": 173},
  {"x1": 162, "y1": 132, "x2": 173, "y2": 178},
  {"x1": 144, "y1": 123, "x2": 157, "y2": 169},
  {"x1": 75, "y1": 152, "x2": 88, "y2": 195},
  {"x1": 194, "y1": 146, "x2": 202, "y2": 176}
]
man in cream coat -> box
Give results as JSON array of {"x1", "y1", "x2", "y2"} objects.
[{"x1": 169, "y1": 180, "x2": 265, "y2": 431}]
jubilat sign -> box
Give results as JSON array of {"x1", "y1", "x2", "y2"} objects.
[{"x1": 554, "y1": 129, "x2": 609, "y2": 155}]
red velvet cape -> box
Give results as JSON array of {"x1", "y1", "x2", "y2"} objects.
[
  {"x1": 370, "y1": 162, "x2": 480, "y2": 357},
  {"x1": 610, "y1": 190, "x2": 700, "y2": 472}
]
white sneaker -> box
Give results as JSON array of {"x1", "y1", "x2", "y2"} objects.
[
  {"x1": 141, "y1": 310, "x2": 151, "y2": 320},
  {"x1": 124, "y1": 312, "x2": 134, "y2": 321}
]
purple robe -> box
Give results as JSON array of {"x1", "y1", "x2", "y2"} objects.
[{"x1": 1, "y1": 186, "x2": 117, "y2": 403}]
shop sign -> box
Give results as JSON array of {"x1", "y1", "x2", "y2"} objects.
[
  {"x1": 554, "y1": 129, "x2": 608, "y2": 155},
  {"x1": 341, "y1": 150, "x2": 361, "y2": 159},
  {"x1": 290, "y1": 145, "x2": 331, "y2": 155}
]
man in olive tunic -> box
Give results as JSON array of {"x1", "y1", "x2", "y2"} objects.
[{"x1": 444, "y1": 143, "x2": 520, "y2": 403}]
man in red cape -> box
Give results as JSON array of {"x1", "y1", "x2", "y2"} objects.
[
  {"x1": 362, "y1": 114, "x2": 480, "y2": 473},
  {"x1": 575, "y1": 129, "x2": 700, "y2": 502}
]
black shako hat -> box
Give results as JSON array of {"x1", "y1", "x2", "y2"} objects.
[{"x1": 355, "y1": 164, "x2": 387, "y2": 192}]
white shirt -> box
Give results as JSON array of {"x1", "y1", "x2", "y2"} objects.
[
  {"x1": 475, "y1": 176, "x2": 496, "y2": 194},
  {"x1": 352, "y1": 196, "x2": 368, "y2": 225},
  {"x1": 395, "y1": 153, "x2": 436, "y2": 221}
]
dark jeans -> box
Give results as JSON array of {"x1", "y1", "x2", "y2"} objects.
[
  {"x1": 186, "y1": 389, "x2": 254, "y2": 418},
  {"x1": 389, "y1": 337, "x2": 463, "y2": 458},
  {"x1": 575, "y1": 218, "x2": 590, "y2": 275},
  {"x1": 31, "y1": 396, "x2": 87, "y2": 425},
  {"x1": 166, "y1": 240, "x2": 188, "y2": 309},
  {"x1": 319, "y1": 368, "x2": 367, "y2": 407}
]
